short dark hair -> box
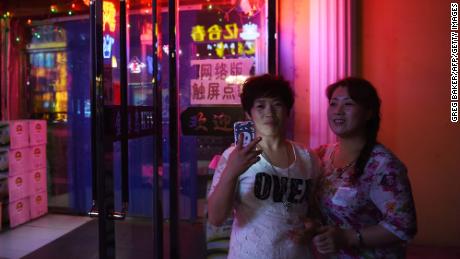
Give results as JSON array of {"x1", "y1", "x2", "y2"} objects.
[
  {"x1": 240, "y1": 74, "x2": 294, "y2": 114},
  {"x1": 326, "y1": 77, "x2": 381, "y2": 179}
]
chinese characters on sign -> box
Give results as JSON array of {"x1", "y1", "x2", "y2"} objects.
[
  {"x1": 191, "y1": 23, "x2": 260, "y2": 58},
  {"x1": 180, "y1": 106, "x2": 246, "y2": 136},
  {"x1": 191, "y1": 23, "x2": 260, "y2": 42},
  {"x1": 102, "y1": 1, "x2": 117, "y2": 59},
  {"x1": 190, "y1": 58, "x2": 253, "y2": 105},
  {"x1": 191, "y1": 23, "x2": 239, "y2": 42},
  {"x1": 103, "y1": 1, "x2": 116, "y2": 33}
]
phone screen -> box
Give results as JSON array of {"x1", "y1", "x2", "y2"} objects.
[{"x1": 233, "y1": 121, "x2": 255, "y2": 147}]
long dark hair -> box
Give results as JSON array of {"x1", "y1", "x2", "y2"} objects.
[{"x1": 326, "y1": 77, "x2": 381, "y2": 178}]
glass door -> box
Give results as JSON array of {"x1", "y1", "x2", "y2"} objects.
[
  {"x1": 173, "y1": 0, "x2": 271, "y2": 258},
  {"x1": 24, "y1": 10, "x2": 93, "y2": 215},
  {"x1": 92, "y1": 0, "x2": 273, "y2": 257},
  {"x1": 89, "y1": 0, "x2": 161, "y2": 258},
  {"x1": 0, "y1": 0, "x2": 274, "y2": 258}
]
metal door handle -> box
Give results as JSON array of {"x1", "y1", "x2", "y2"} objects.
[{"x1": 88, "y1": 201, "x2": 128, "y2": 220}]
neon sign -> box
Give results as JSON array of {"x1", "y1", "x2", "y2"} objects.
[
  {"x1": 240, "y1": 23, "x2": 260, "y2": 41},
  {"x1": 201, "y1": 41, "x2": 255, "y2": 58},
  {"x1": 191, "y1": 25, "x2": 205, "y2": 42},
  {"x1": 103, "y1": 1, "x2": 116, "y2": 32},
  {"x1": 128, "y1": 57, "x2": 146, "y2": 74},
  {"x1": 112, "y1": 56, "x2": 118, "y2": 68},
  {"x1": 103, "y1": 35, "x2": 115, "y2": 59},
  {"x1": 191, "y1": 23, "x2": 241, "y2": 42},
  {"x1": 191, "y1": 22, "x2": 259, "y2": 58}
]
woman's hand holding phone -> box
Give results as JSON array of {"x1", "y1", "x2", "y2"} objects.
[{"x1": 224, "y1": 133, "x2": 262, "y2": 179}]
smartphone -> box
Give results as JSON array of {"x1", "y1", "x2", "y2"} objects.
[{"x1": 233, "y1": 121, "x2": 255, "y2": 147}]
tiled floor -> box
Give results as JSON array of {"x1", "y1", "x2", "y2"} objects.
[
  {"x1": 1, "y1": 214, "x2": 459, "y2": 259},
  {"x1": 0, "y1": 214, "x2": 92, "y2": 259}
]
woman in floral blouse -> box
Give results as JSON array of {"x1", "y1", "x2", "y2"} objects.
[{"x1": 313, "y1": 77, "x2": 417, "y2": 258}]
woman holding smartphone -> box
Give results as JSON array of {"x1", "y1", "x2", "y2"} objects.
[
  {"x1": 313, "y1": 77, "x2": 417, "y2": 258},
  {"x1": 207, "y1": 74, "x2": 320, "y2": 259}
]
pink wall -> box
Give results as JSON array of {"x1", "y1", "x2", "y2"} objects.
[
  {"x1": 279, "y1": 0, "x2": 311, "y2": 146},
  {"x1": 360, "y1": 0, "x2": 460, "y2": 246},
  {"x1": 281, "y1": 0, "x2": 459, "y2": 248}
]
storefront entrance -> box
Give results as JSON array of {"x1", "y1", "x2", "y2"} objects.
[{"x1": 0, "y1": 0, "x2": 275, "y2": 258}]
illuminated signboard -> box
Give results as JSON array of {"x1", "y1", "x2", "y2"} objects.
[
  {"x1": 102, "y1": 1, "x2": 117, "y2": 59},
  {"x1": 204, "y1": 41, "x2": 255, "y2": 58},
  {"x1": 239, "y1": 23, "x2": 260, "y2": 40},
  {"x1": 190, "y1": 58, "x2": 253, "y2": 105},
  {"x1": 180, "y1": 106, "x2": 246, "y2": 136},
  {"x1": 103, "y1": 35, "x2": 115, "y2": 59},
  {"x1": 103, "y1": 1, "x2": 116, "y2": 33},
  {"x1": 191, "y1": 22, "x2": 259, "y2": 58},
  {"x1": 191, "y1": 22, "x2": 259, "y2": 43},
  {"x1": 128, "y1": 57, "x2": 146, "y2": 74},
  {"x1": 191, "y1": 23, "x2": 240, "y2": 42}
]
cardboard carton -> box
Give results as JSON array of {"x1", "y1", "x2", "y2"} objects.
[
  {"x1": 0, "y1": 121, "x2": 29, "y2": 149},
  {"x1": 30, "y1": 192, "x2": 47, "y2": 219},
  {"x1": 0, "y1": 147, "x2": 30, "y2": 176},
  {"x1": 28, "y1": 168, "x2": 47, "y2": 195},
  {"x1": 28, "y1": 120, "x2": 47, "y2": 146},
  {"x1": 8, "y1": 198, "x2": 30, "y2": 227},
  {"x1": 8, "y1": 174, "x2": 29, "y2": 202},
  {"x1": 29, "y1": 145, "x2": 46, "y2": 170}
]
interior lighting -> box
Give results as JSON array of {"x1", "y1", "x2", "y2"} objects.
[{"x1": 50, "y1": 5, "x2": 58, "y2": 13}]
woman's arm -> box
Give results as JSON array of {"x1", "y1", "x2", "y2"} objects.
[
  {"x1": 369, "y1": 155, "x2": 417, "y2": 241},
  {"x1": 207, "y1": 158, "x2": 239, "y2": 226},
  {"x1": 313, "y1": 224, "x2": 402, "y2": 254},
  {"x1": 314, "y1": 154, "x2": 417, "y2": 254},
  {"x1": 307, "y1": 149, "x2": 325, "y2": 221},
  {"x1": 287, "y1": 147, "x2": 325, "y2": 244},
  {"x1": 207, "y1": 135, "x2": 262, "y2": 226}
]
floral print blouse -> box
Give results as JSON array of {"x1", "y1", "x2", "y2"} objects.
[{"x1": 315, "y1": 143, "x2": 417, "y2": 259}]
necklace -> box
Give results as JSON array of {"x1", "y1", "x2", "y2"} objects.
[
  {"x1": 330, "y1": 145, "x2": 356, "y2": 175},
  {"x1": 259, "y1": 142, "x2": 293, "y2": 212}
]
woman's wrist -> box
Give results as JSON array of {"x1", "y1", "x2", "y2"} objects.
[
  {"x1": 221, "y1": 167, "x2": 241, "y2": 183},
  {"x1": 342, "y1": 229, "x2": 361, "y2": 248}
]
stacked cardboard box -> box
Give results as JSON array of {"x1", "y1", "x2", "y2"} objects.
[
  {"x1": 27, "y1": 120, "x2": 48, "y2": 222},
  {"x1": 0, "y1": 120, "x2": 47, "y2": 229},
  {"x1": 0, "y1": 173, "x2": 7, "y2": 231}
]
